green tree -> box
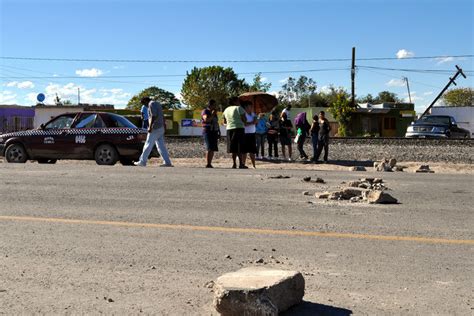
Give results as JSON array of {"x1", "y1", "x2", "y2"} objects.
[
  {"x1": 442, "y1": 87, "x2": 474, "y2": 106},
  {"x1": 181, "y1": 66, "x2": 249, "y2": 110},
  {"x1": 374, "y1": 91, "x2": 401, "y2": 103},
  {"x1": 328, "y1": 93, "x2": 354, "y2": 137},
  {"x1": 279, "y1": 76, "x2": 317, "y2": 108},
  {"x1": 357, "y1": 93, "x2": 375, "y2": 104},
  {"x1": 248, "y1": 73, "x2": 272, "y2": 92},
  {"x1": 127, "y1": 86, "x2": 181, "y2": 110},
  {"x1": 320, "y1": 86, "x2": 350, "y2": 107}
]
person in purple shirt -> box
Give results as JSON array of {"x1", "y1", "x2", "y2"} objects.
[{"x1": 201, "y1": 99, "x2": 220, "y2": 168}]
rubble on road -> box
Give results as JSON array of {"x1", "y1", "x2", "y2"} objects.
[
  {"x1": 268, "y1": 175, "x2": 291, "y2": 179},
  {"x1": 416, "y1": 165, "x2": 435, "y2": 173},
  {"x1": 302, "y1": 176, "x2": 325, "y2": 184},
  {"x1": 350, "y1": 166, "x2": 367, "y2": 171},
  {"x1": 213, "y1": 267, "x2": 305, "y2": 316},
  {"x1": 374, "y1": 158, "x2": 405, "y2": 172},
  {"x1": 315, "y1": 178, "x2": 398, "y2": 204}
]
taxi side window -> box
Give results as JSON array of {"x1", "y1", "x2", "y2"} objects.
[
  {"x1": 45, "y1": 115, "x2": 75, "y2": 129},
  {"x1": 93, "y1": 115, "x2": 106, "y2": 128},
  {"x1": 75, "y1": 114, "x2": 97, "y2": 129}
]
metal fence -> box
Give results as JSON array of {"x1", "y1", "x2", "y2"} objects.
[{"x1": 0, "y1": 116, "x2": 34, "y2": 133}]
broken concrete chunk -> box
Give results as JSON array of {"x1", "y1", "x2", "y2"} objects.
[
  {"x1": 388, "y1": 158, "x2": 397, "y2": 168},
  {"x1": 366, "y1": 190, "x2": 398, "y2": 204},
  {"x1": 213, "y1": 267, "x2": 305, "y2": 316},
  {"x1": 350, "y1": 166, "x2": 366, "y2": 171},
  {"x1": 347, "y1": 180, "x2": 362, "y2": 187},
  {"x1": 315, "y1": 178, "x2": 325, "y2": 184},
  {"x1": 416, "y1": 165, "x2": 434, "y2": 173},
  {"x1": 341, "y1": 187, "x2": 367, "y2": 199},
  {"x1": 358, "y1": 183, "x2": 370, "y2": 189},
  {"x1": 315, "y1": 192, "x2": 331, "y2": 199}
]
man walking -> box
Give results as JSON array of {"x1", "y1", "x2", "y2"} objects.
[
  {"x1": 140, "y1": 101, "x2": 149, "y2": 129},
  {"x1": 134, "y1": 97, "x2": 173, "y2": 167}
]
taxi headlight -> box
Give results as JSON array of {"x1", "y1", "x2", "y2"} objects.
[{"x1": 406, "y1": 126, "x2": 414, "y2": 132}]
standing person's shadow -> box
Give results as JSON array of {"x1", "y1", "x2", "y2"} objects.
[{"x1": 281, "y1": 301, "x2": 353, "y2": 316}]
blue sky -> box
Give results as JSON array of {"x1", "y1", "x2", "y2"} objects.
[{"x1": 1, "y1": 0, "x2": 473, "y2": 112}]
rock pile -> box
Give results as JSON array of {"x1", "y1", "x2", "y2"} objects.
[
  {"x1": 416, "y1": 165, "x2": 435, "y2": 173},
  {"x1": 315, "y1": 178, "x2": 398, "y2": 204},
  {"x1": 373, "y1": 158, "x2": 405, "y2": 172}
]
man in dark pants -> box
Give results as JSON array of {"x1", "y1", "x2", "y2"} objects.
[
  {"x1": 201, "y1": 99, "x2": 220, "y2": 168},
  {"x1": 315, "y1": 111, "x2": 331, "y2": 163},
  {"x1": 222, "y1": 97, "x2": 247, "y2": 169}
]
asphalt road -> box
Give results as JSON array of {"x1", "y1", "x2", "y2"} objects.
[{"x1": 0, "y1": 162, "x2": 473, "y2": 315}]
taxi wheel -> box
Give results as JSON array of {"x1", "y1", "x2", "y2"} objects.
[
  {"x1": 5, "y1": 144, "x2": 28, "y2": 163},
  {"x1": 95, "y1": 144, "x2": 119, "y2": 165}
]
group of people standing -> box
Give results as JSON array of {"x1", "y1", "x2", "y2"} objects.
[
  {"x1": 134, "y1": 96, "x2": 331, "y2": 169},
  {"x1": 202, "y1": 100, "x2": 331, "y2": 169}
]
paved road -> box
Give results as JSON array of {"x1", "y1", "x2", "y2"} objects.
[{"x1": 0, "y1": 162, "x2": 473, "y2": 315}]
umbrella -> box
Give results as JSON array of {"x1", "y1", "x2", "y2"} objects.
[{"x1": 239, "y1": 92, "x2": 278, "y2": 114}]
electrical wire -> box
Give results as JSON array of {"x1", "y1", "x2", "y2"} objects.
[{"x1": 1, "y1": 55, "x2": 473, "y2": 63}]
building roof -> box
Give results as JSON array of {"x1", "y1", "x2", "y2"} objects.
[
  {"x1": 0, "y1": 104, "x2": 35, "y2": 109},
  {"x1": 357, "y1": 102, "x2": 414, "y2": 110}
]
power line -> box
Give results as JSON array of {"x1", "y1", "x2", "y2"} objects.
[
  {"x1": 358, "y1": 65, "x2": 474, "y2": 75},
  {"x1": 359, "y1": 68, "x2": 444, "y2": 89},
  {"x1": 0, "y1": 68, "x2": 349, "y2": 80},
  {"x1": 1, "y1": 54, "x2": 473, "y2": 63}
]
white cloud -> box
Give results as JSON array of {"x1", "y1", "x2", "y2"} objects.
[
  {"x1": 5, "y1": 81, "x2": 35, "y2": 89},
  {"x1": 279, "y1": 78, "x2": 289, "y2": 84},
  {"x1": 402, "y1": 91, "x2": 423, "y2": 103},
  {"x1": 112, "y1": 65, "x2": 125, "y2": 70},
  {"x1": 261, "y1": 77, "x2": 268, "y2": 82},
  {"x1": 33, "y1": 83, "x2": 131, "y2": 106},
  {"x1": 435, "y1": 56, "x2": 454, "y2": 64},
  {"x1": 423, "y1": 91, "x2": 434, "y2": 96},
  {"x1": 319, "y1": 85, "x2": 332, "y2": 94},
  {"x1": 396, "y1": 49, "x2": 415, "y2": 59},
  {"x1": 0, "y1": 90, "x2": 18, "y2": 104},
  {"x1": 75, "y1": 68, "x2": 103, "y2": 77},
  {"x1": 386, "y1": 79, "x2": 406, "y2": 87}
]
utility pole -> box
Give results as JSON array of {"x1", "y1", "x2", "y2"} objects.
[
  {"x1": 351, "y1": 47, "x2": 356, "y2": 107},
  {"x1": 78, "y1": 88, "x2": 81, "y2": 105},
  {"x1": 420, "y1": 65, "x2": 466, "y2": 118},
  {"x1": 403, "y1": 77, "x2": 412, "y2": 103}
]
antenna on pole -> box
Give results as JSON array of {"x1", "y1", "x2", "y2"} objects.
[{"x1": 403, "y1": 77, "x2": 412, "y2": 103}]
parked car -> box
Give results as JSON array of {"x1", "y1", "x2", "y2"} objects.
[
  {"x1": 405, "y1": 115, "x2": 470, "y2": 138},
  {"x1": 0, "y1": 112, "x2": 152, "y2": 165}
]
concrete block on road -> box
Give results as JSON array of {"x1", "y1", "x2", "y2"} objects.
[
  {"x1": 367, "y1": 190, "x2": 398, "y2": 204},
  {"x1": 213, "y1": 267, "x2": 305, "y2": 316}
]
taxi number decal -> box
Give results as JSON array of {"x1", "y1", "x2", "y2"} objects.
[
  {"x1": 44, "y1": 137, "x2": 55, "y2": 144},
  {"x1": 75, "y1": 135, "x2": 86, "y2": 144}
]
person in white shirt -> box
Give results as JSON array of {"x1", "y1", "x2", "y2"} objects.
[
  {"x1": 242, "y1": 101, "x2": 258, "y2": 168},
  {"x1": 281, "y1": 104, "x2": 292, "y2": 121}
]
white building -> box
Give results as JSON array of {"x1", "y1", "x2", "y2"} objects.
[{"x1": 430, "y1": 106, "x2": 473, "y2": 136}]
